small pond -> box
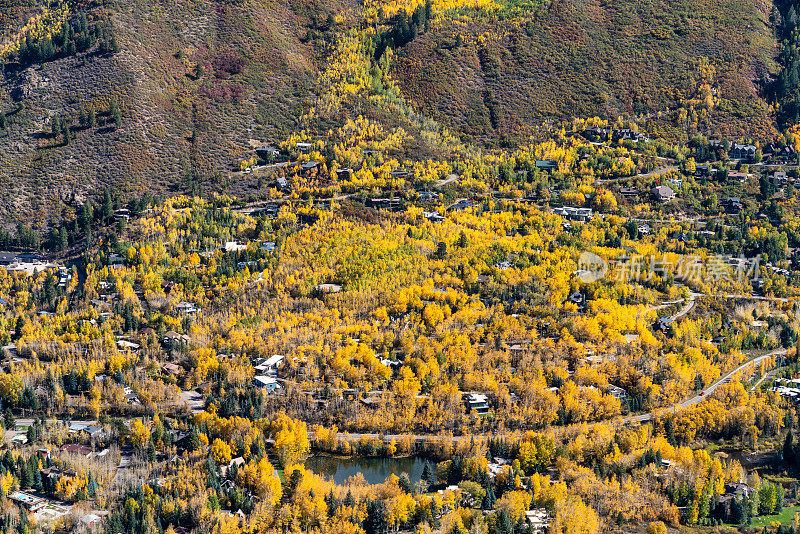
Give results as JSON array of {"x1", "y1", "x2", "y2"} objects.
[{"x1": 305, "y1": 454, "x2": 429, "y2": 485}]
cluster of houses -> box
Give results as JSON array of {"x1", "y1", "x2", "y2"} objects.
[
  {"x1": 0, "y1": 252, "x2": 60, "y2": 276},
  {"x1": 11, "y1": 488, "x2": 104, "y2": 528},
  {"x1": 423, "y1": 211, "x2": 446, "y2": 223},
  {"x1": 770, "y1": 378, "x2": 800, "y2": 402},
  {"x1": 581, "y1": 127, "x2": 649, "y2": 143},
  {"x1": 252, "y1": 354, "x2": 285, "y2": 394},
  {"x1": 552, "y1": 206, "x2": 594, "y2": 222},
  {"x1": 707, "y1": 140, "x2": 798, "y2": 163}
]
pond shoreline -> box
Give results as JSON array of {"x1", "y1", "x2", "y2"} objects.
[{"x1": 305, "y1": 453, "x2": 429, "y2": 485}]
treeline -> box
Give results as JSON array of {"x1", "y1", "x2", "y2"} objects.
[
  {"x1": 0, "y1": 189, "x2": 155, "y2": 252},
  {"x1": 16, "y1": 12, "x2": 119, "y2": 66},
  {"x1": 667, "y1": 478, "x2": 783, "y2": 526},
  {"x1": 772, "y1": 0, "x2": 800, "y2": 127},
  {"x1": 374, "y1": 1, "x2": 433, "y2": 61},
  {"x1": 46, "y1": 100, "x2": 122, "y2": 147}
]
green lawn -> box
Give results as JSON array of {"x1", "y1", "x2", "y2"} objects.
[{"x1": 751, "y1": 505, "x2": 800, "y2": 527}]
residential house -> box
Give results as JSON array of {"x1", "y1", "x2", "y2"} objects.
[
  {"x1": 301, "y1": 161, "x2": 319, "y2": 174},
  {"x1": 607, "y1": 384, "x2": 628, "y2": 399},
  {"x1": 360, "y1": 393, "x2": 383, "y2": 409},
  {"x1": 0, "y1": 252, "x2": 19, "y2": 265},
  {"x1": 764, "y1": 143, "x2": 797, "y2": 162},
  {"x1": 773, "y1": 171, "x2": 789, "y2": 184},
  {"x1": 224, "y1": 241, "x2": 247, "y2": 252},
  {"x1": 423, "y1": 211, "x2": 445, "y2": 223},
  {"x1": 124, "y1": 386, "x2": 141, "y2": 405},
  {"x1": 694, "y1": 165, "x2": 711, "y2": 177},
  {"x1": 254, "y1": 375, "x2": 281, "y2": 393},
  {"x1": 256, "y1": 147, "x2": 280, "y2": 161},
  {"x1": 380, "y1": 358, "x2": 402, "y2": 370},
  {"x1": 220, "y1": 457, "x2": 246, "y2": 478},
  {"x1": 725, "y1": 482, "x2": 754, "y2": 498},
  {"x1": 10, "y1": 491, "x2": 47, "y2": 511},
  {"x1": 60, "y1": 444, "x2": 93, "y2": 457},
  {"x1": 524, "y1": 509, "x2": 551, "y2": 534},
  {"x1": 254, "y1": 354, "x2": 284, "y2": 374},
  {"x1": 464, "y1": 393, "x2": 490, "y2": 415},
  {"x1": 418, "y1": 191, "x2": 438, "y2": 202},
  {"x1": 730, "y1": 144, "x2": 757, "y2": 160},
  {"x1": 582, "y1": 127, "x2": 609, "y2": 141},
  {"x1": 117, "y1": 340, "x2": 140, "y2": 351},
  {"x1": 448, "y1": 199, "x2": 473, "y2": 212},
  {"x1": 175, "y1": 301, "x2": 200, "y2": 315},
  {"x1": 721, "y1": 197, "x2": 742, "y2": 214},
  {"x1": 80, "y1": 514, "x2": 103, "y2": 529},
  {"x1": 68, "y1": 422, "x2": 103, "y2": 436},
  {"x1": 654, "y1": 317, "x2": 674, "y2": 334},
  {"x1": 567, "y1": 291, "x2": 586, "y2": 308},
  {"x1": 535, "y1": 160, "x2": 558, "y2": 171},
  {"x1": 315, "y1": 283, "x2": 342, "y2": 293},
  {"x1": 651, "y1": 185, "x2": 676, "y2": 202},
  {"x1": 164, "y1": 331, "x2": 190, "y2": 347},
  {"x1": 162, "y1": 363, "x2": 183, "y2": 376},
  {"x1": 728, "y1": 170, "x2": 749, "y2": 183},
  {"x1": 81, "y1": 425, "x2": 104, "y2": 439},
  {"x1": 40, "y1": 467, "x2": 75, "y2": 486},
  {"x1": 114, "y1": 208, "x2": 130, "y2": 221},
  {"x1": 612, "y1": 129, "x2": 647, "y2": 143},
  {"x1": 552, "y1": 206, "x2": 594, "y2": 222}
]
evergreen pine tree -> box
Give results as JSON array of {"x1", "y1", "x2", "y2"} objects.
[
  {"x1": 482, "y1": 485, "x2": 496, "y2": 509},
  {"x1": 364, "y1": 500, "x2": 388, "y2": 534},
  {"x1": 784, "y1": 431, "x2": 795, "y2": 464}
]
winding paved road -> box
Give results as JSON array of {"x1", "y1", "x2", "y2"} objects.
[{"x1": 623, "y1": 349, "x2": 786, "y2": 423}]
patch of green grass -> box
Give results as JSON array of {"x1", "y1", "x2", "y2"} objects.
[{"x1": 751, "y1": 505, "x2": 800, "y2": 527}]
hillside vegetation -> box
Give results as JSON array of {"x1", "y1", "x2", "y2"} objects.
[
  {"x1": 0, "y1": 0, "x2": 788, "y2": 228},
  {"x1": 395, "y1": 0, "x2": 779, "y2": 144}
]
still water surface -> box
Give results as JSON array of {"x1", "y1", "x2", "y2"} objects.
[{"x1": 305, "y1": 455, "x2": 429, "y2": 485}]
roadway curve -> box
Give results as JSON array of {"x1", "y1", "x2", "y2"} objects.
[
  {"x1": 324, "y1": 349, "x2": 787, "y2": 444},
  {"x1": 623, "y1": 349, "x2": 786, "y2": 423}
]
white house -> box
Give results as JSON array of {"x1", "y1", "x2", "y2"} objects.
[{"x1": 254, "y1": 375, "x2": 281, "y2": 393}]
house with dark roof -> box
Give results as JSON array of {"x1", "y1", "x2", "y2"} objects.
[{"x1": 730, "y1": 144, "x2": 757, "y2": 160}]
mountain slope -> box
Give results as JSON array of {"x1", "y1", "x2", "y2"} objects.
[
  {"x1": 0, "y1": 0, "x2": 344, "y2": 226},
  {"x1": 0, "y1": 0, "x2": 786, "y2": 227},
  {"x1": 394, "y1": 0, "x2": 779, "y2": 144}
]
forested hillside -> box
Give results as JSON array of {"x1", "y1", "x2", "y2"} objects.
[
  {"x1": 0, "y1": 0, "x2": 341, "y2": 227},
  {"x1": 395, "y1": 0, "x2": 778, "y2": 143},
  {"x1": 0, "y1": 0, "x2": 789, "y2": 228}
]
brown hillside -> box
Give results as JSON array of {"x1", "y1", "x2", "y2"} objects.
[
  {"x1": 394, "y1": 0, "x2": 779, "y2": 144},
  {"x1": 0, "y1": 0, "x2": 349, "y2": 227}
]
